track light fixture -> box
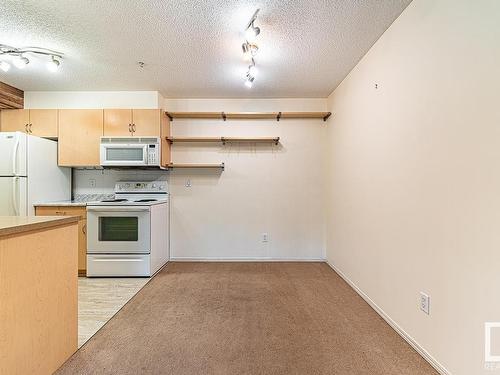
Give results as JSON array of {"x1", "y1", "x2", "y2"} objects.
[
  {"x1": 47, "y1": 55, "x2": 60, "y2": 72},
  {"x1": 0, "y1": 60, "x2": 11, "y2": 72},
  {"x1": 241, "y1": 42, "x2": 259, "y2": 61},
  {"x1": 245, "y1": 21, "x2": 260, "y2": 43},
  {"x1": 0, "y1": 44, "x2": 64, "y2": 73},
  {"x1": 241, "y1": 9, "x2": 261, "y2": 88},
  {"x1": 13, "y1": 56, "x2": 29, "y2": 69}
]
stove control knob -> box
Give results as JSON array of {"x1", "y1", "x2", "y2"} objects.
[
  {"x1": 152, "y1": 183, "x2": 157, "y2": 188},
  {"x1": 125, "y1": 183, "x2": 130, "y2": 188}
]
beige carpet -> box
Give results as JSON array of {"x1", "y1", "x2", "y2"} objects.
[{"x1": 56, "y1": 262, "x2": 437, "y2": 375}]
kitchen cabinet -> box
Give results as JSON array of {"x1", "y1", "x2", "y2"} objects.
[
  {"x1": 58, "y1": 109, "x2": 103, "y2": 166},
  {"x1": 35, "y1": 205, "x2": 88, "y2": 276},
  {"x1": 132, "y1": 109, "x2": 161, "y2": 136},
  {"x1": 103, "y1": 109, "x2": 161, "y2": 137},
  {"x1": 103, "y1": 109, "x2": 133, "y2": 136},
  {"x1": 0, "y1": 109, "x2": 58, "y2": 138},
  {"x1": 0, "y1": 216, "x2": 78, "y2": 375}
]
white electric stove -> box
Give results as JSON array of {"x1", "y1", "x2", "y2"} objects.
[{"x1": 86, "y1": 181, "x2": 169, "y2": 277}]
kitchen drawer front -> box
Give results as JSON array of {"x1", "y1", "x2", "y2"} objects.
[
  {"x1": 87, "y1": 255, "x2": 150, "y2": 277},
  {"x1": 35, "y1": 206, "x2": 87, "y2": 219}
]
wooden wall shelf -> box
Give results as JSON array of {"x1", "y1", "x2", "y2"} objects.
[
  {"x1": 167, "y1": 163, "x2": 225, "y2": 170},
  {"x1": 165, "y1": 111, "x2": 331, "y2": 122},
  {"x1": 167, "y1": 136, "x2": 280, "y2": 145}
]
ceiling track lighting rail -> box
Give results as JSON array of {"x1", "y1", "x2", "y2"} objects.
[
  {"x1": 241, "y1": 9, "x2": 261, "y2": 88},
  {"x1": 0, "y1": 44, "x2": 64, "y2": 72}
]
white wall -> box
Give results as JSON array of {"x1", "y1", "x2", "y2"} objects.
[
  {"x1": 165, "y1": 98, "x2": 327, "y2": 260},
  {"x1": 325, "y1": 1, "x2": 500, "y2": 374},
  {"x1": 24, "y1": 91, "x2": 162, "y2": 109},
  {"x1": 51, "y1": 94, "x2": 327, "y2": 261}
]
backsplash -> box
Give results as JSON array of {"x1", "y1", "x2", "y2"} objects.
[{"x1": 73, "y1": 169, "x2": 168, "y2": 196}]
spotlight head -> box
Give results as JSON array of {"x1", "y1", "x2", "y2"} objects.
[
  {"x1": 248, "y1": 64, "x2": 258, "y2": 79},
  {"x1": 47, "y1": 56, "x2": 60, "y2": 72},
  {"x1": 245, "y1": 22, "x2": 260, "y2": 42},
  {"x1": 244, "y1": 74, "x2": 255, "y2": 88},
  {"x1": 0, "y1": 61, "x2": 10, "y2": 72},
  {"x1": 13, "y1": 56, "x2": 29, "y2": 69},
  {"x1": 241, "y1": 42, "x2": 258, "y2": 61}
]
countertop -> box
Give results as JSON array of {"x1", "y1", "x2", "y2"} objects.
[
  {"x1": 33, "y1": 200, "x2": 88, "y2": 207},
  {"x1": 0, "y1": 216, "x2": 79, "y2": 237},
  {"x1": 34, "y1": 194, "x2": 114, "y2": 207}
]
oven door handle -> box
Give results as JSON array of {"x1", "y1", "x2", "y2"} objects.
[{"x1": 87, "y1": 207, "x2": 150, "y2": 212}]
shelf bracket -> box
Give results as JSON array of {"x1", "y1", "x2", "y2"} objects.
[
  {"x1": 277, "y1": 112, "x2": 282, "y2": 122},
  {"x1": 323, "y1": 112, "x2": 332, "y2": 122},
  {"x1": 274, "y1": 137, "x2": 280, "y2": 145},
  {"x1": 221, "y1": 112, "x2": 227, "y2": 121},
  {"x1": 221, "y1": 162, "x2": 225, "y2": 171},
  {"x1": 221, "y1": 137, "x2": 226, "y2": 145},
  {"x1": 166, "y1": 112, "x2": 173, "y2": 121}
]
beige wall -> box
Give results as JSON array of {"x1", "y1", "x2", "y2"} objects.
[
  {"x1": 325, "y1": 1, "x2": 500, "y2": 374},
  {"x1": 165, "y1": 98, "x2": 327, "y2": 260}
]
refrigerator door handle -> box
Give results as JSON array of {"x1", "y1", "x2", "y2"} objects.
[
  {"x1": 12, "y1": 177, "x2": 19, "y2": 216},
  {"x1": 12, "y1": 136, "x2": 19, "y2": 176}
]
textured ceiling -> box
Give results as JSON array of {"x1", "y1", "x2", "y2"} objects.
[{"x1": 0, "y1": 0, "x2": 411, "y2": 98}]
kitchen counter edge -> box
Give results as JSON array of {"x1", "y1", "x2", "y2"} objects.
[{"x1": 0, "y1": 216, "x2": 79, "y2": 237}]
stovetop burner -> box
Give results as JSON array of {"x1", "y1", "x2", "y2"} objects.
[{"x1": 101, "y1": 198, "x2": 129, "y2": 202}]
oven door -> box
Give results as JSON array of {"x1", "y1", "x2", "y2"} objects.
[
  {"x1": 87, "y1": 206, "x2": 150, "y2": 253},
  {"x1": 100, "y1": 144, "x2": 148, "y2": 166}
]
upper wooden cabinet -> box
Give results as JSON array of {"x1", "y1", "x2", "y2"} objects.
[
  {"x1": 58, "y1": 109, "x2": 103, "y2": 166},
  {"x1": 103, "y1": 109, "x2": 161, "y2": 137},
  {"x1": 103, "y1": 109, "x2": 132, "y2": 136},
  {"x1": 0, "y1": 109, "x2": 58, "y2": 138}
]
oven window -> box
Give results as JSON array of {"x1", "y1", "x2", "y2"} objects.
[
  {"x1": 99, "y1": 217, "x2": 138, "y2": 241},
  {"x1": 106, "y1": 148, "x2": 144, "y2": 161}
]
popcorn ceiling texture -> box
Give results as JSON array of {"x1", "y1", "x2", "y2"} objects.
[{"x1": 0, "y1": 0, "x2": 410, "y2": 97}]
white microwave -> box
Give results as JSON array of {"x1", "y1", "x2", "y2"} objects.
[{"x1": 100, "y1": 137, "x2": 161, "y2": 167}]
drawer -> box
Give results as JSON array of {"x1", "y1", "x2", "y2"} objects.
[{"x1": 35, "y1": 206, "x2": 87, "y2": 219}]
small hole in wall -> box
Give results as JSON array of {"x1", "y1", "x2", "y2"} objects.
[{"x1": 374, "y1": 83, "x2": 379, "y2": 89}]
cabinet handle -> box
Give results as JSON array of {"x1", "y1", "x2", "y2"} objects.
[
  {"x1": 29, "y1": 124, "x2": 33, "y2": 133},
  {"x1": 129, "y1": 123, "x2": 132, "y2": 133},
  {"x1": 132, "y1": 123, "x2": 136, "y2": 133},
  {"x1": 55, "y1": 211, "x2": 66, "y2": 215},
  {"x1": 82, "y1": 223, "x2": 86, "y2": 235},
  {"x1": 25, "y1": 124, "x2": 29, "y2": 133}
]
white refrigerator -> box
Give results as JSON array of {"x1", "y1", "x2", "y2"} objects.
[{"x1": 0, "y1": 132, "x2": 71, "y2": 216}]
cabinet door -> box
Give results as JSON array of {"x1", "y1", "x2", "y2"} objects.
[
  {"x1": 78, "y1": 219, "x2": 87, "y2": 276},
  {"x1": 58, "y1": 110, "x2": 103, "y2": 166},
  {"x1": 0, "y1": 109, "x2": 29, "y2": 133},
  {"x1": 132, "y1": 109, "x2": 160, "y2": 136},
  {"x1": 29, "y1": 109, "x2": 58, "y2": 138},
  {"x1": 104, "y1": 109, "x2": 133, "y2": 136}
]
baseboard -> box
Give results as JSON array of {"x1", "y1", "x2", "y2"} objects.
[
  {"x1": 170, "y1": 257, "x2": 326, "y2": 262},
  {"x1": 325, "y1": 261, "x2": 451, "y2": 375}
]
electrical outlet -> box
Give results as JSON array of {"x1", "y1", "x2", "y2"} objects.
[
  {"x1": 185, "y1": 179, "x2": 192, "y2": 188},
  {"x1": 262, "y1": 233, "x2": 269, "y2": 243},
  {"x1": 420, "y1": 292, "x2": 430, "y2": 315},
  {"x1": 89, "y1": 179, "x2": 96, "y2": 188}
]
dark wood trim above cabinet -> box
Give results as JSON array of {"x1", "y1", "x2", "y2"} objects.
[{"x1": 0, "y1": 81, "x2": 24, "y2": 109}]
